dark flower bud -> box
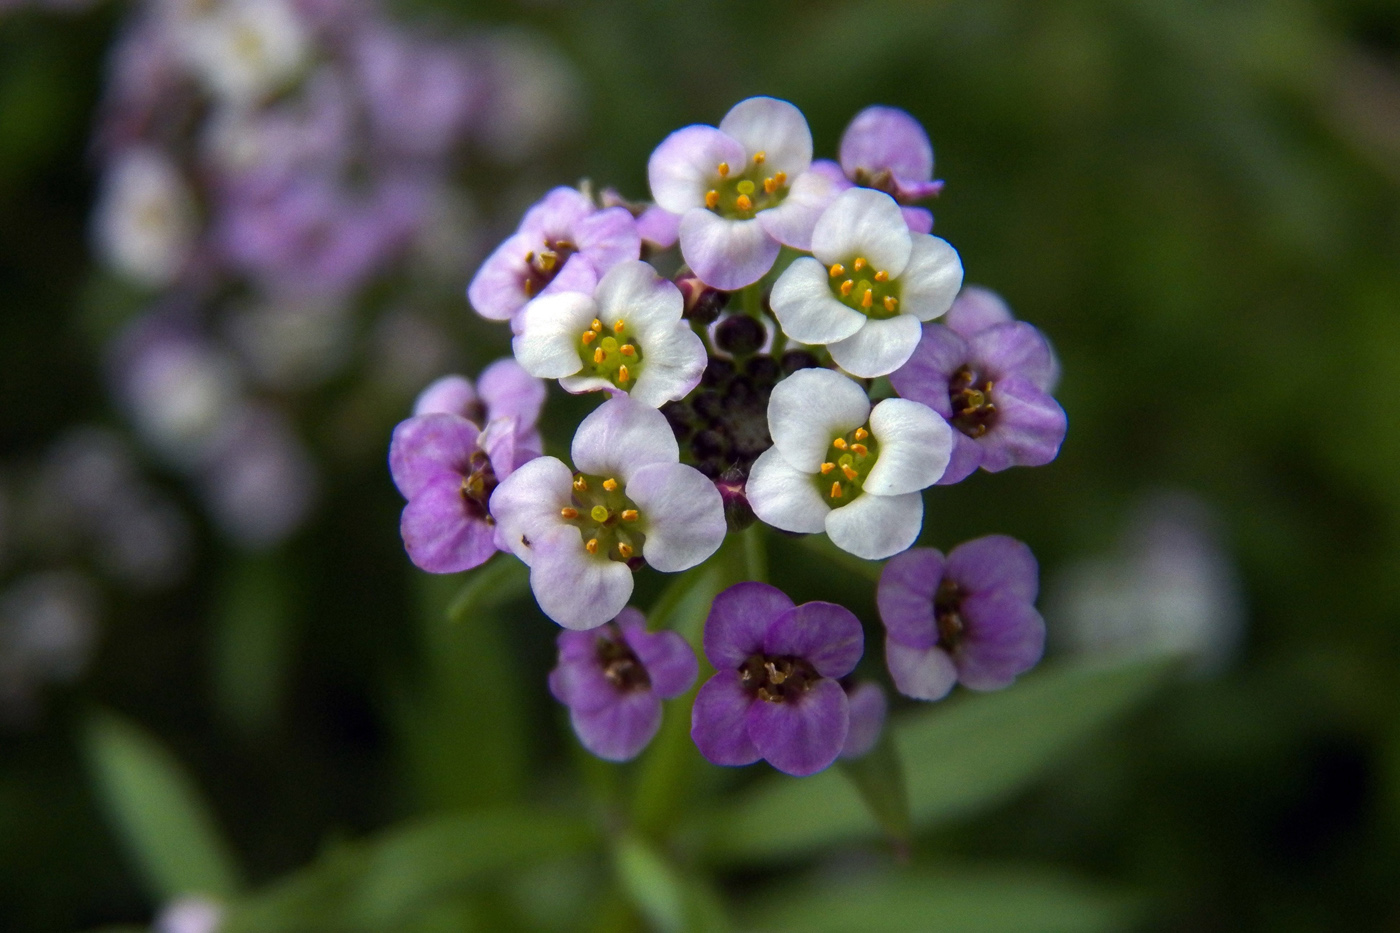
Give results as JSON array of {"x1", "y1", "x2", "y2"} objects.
[
  {"x1": 744, "y1": 354, "x2": 781, "y2": 386},
  {"x1": 675, "y1": 273, "x2": 729, "y2": 324},
  {"x1": 716, "y1": 314, "x2": 766, "y2": 356},
  {"x1": 781, "y1": 349, "x2": 822, "y2": 374},
  {"x1": 716, "y1": 466, "x2": 756, "y2": 532},
  {"x1": 702, "y1": 357, "x2": 736, "y2": 387}
]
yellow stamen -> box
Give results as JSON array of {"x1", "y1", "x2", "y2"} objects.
[
  {"x1": 717, "y1": 162, "x2": 730, "y2": 177},
  {"x1": 842, "y1": 464, "x2": 860, "y2": 481},
  {"x1": 581, "y1": 330, "x2": 596, "y2": 345},
  {"x1": 590, "y1": 505, "x2": 610, "y2": 522},
  {"x1": 753, "y1": 150, "x2": 766, "y2": 164},
  {"x1": 854, "y1": 427, "x2": 868, "y2": 440},
  {"x1": 829, "y1": 263, "x2": 845, "y2": 278},
  {"x1": 735, "y1": 194, "x2": 752, "y2": 211},
  {"x1": 538, "y1": 251, "x2": 557, "y2": 271},
  {"x1": 573, "y1": 476, "x2": 588, "y2": 492},
  {"x1": 774, "y1": 171, "x2": 786, "y2": 186},
  {"x1": 883, "y1": 296, "x2": 898, "y2": 312},
  {"x1": 832, "y1": 437, "x2": 848, "y2": 450},
  {"x1": 560, "y1": 507, "x2": 579, "y2": 519},
  {"x1": 820, "y1": 462, "x2": 836, "y2": 474},
  {"x1": 861, "y1": 289, "x2": 874, "y2": 309},
  {"x1": 602, "y1": 477, "x2": 619, "y2": 492},
  {"x1": 830, "y1": 481, "x2": 843, "y2": 499},
  {"x1": 585, "y1": 538, "x2": 599, "y2": 554},
  {"x1": 617, "y1": 543, "x2": 634, "y2": 559},
  {"x1": 621, "y1": 509, "x2": 639, "y2": 522},
  {"x1": 591, "y1": 319, "x2": 603, "y2": 332},
  {"x1": 523, "y1": 280, "x2": 536, "y2": 297},
  {"x1": 763, "y1": 176, "x2": 777, "y2": 194},
  {"x1": 620, "y1": 344, "x2": 636, "y2": 357},
  {"x1": 593, "y1": 347, "x2": 605, "y2": 364},
  {"x1": 851, "y1": 443, "x2": 869, "y2": 457},
  {"x1": 874, "y1": 269, "x2": 889, "y2": 282},
  {"x1": 524, "y1": 250, "x2": 534, "y2": 262},
  {"x1": 618, "y1": 363, "x2": 630, "y2": 383},
  {"x1": 613, "y1": 319, "x2": 626, "y2": 333},
  {"x1": 705, "y1": 189, "x2": 719, "y2": 209},
  {"x1": 840, "y1": 279, "x2": 854, "y2": 296},
  {"x1": 853, "y1": 257, "x2": 866, "y2": 271}
]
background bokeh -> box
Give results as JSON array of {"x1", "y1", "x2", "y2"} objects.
[{"x1": 2, "y1": 0, "x2": 1399, "y2": 930}]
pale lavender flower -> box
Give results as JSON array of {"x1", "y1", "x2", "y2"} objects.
[
  {"x1": 412, "y1": 358, "x2": 546, "y2": 455},
  {"x1": 548, "y1": 607, "x2": 697, "y2": 761},
  {"x1": 171, "y1": 0, "x2": 309, "y2": 106},
  {"x1": 197, "y1": 405, "x2": 317, "y2": 549},
  {"x1": 352, "y1": 24, "x2": 483, "y2": 159},
  {"x1": 154, "y1": 896, "x2": 224, "y2": 933},
  {"x1": 513, "y1": 260, "x2": 706, "y2": 407},
  {"x1": 467, "y1": 187, "x2": 640, "y2": 323},
  {"x1": 889, "y1": 288, "x2": 1066, "y2": 485},
  {"x1": 489, "y1": 397, "x2": 726, "y2": 629},
  {"x1": 878, "y1": 536, "x2": 1045, "y2": 701},
  {"x1": 600, "y1": 188, "x2": 680, "y2": 251},
  {"x1": 746, "y1": 368, "x2": 952, "y2": 560},
  {"x1": 691, "y1": 582, "x2": 863, "y2": 777},
  {"x1": 92, "y1": 147, "x2": 197, "y2": 288},
  {"x1": 839, "y1": 680, "x2": 886, "y2": 760},
  {"x1": 647, "y1": 96, "x2": 838, "y2": 290},
  {"x1": 769, "y1": 188, "x2": 963, "y2": 377},
  {"x1": 0, "y1": 572, "x2": 99, "y2": 721}
]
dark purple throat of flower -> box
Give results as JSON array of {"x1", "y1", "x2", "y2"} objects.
[
  {"x1": 949, "y1": 366, "x2": 996, "y2": 438},
  {"x1": 934, "y1": 578, "x2": 966, "y2": 650},
  {"x1": 739, "y1": 653, "x2": 819, "y2": 703},
  {"x1": 521, "y1": 237, "x2": 577, "y2": 298},
  {"x1": 460, "y1": 450, "x2": 498, "y2": 522},
  {"x1": 595, "y1": 623, "x2": 651, "y2": 691},
  {"x1": 560, "y1": 472, "x2": 647, "y2": 564}
]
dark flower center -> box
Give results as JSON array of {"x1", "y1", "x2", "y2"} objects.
[
  {"x1": 739, "y1": 653, "x2": 818, "y2": 704},
  {"x1": 459, "y1": 450, "x2": 497, "y2": 523},
  {"x1": 934, "y1": 578, "x2": 966, "y2": 651},
  {"x1": 595, "y1": 623, "x2": 650, "y2": 692},
  {"x1": 521, "y1": 237, "x2": 577, "y2": 297},
  {"x1": 949, "y1": 366, "x2": 996, "y2": 438}
]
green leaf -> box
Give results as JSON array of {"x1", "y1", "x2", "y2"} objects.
[
  {"x1": 212, "y1": 552, "x2": 295, "y2": 735},
  {"x1": 741, "y1": 865, "x2": 1140, "y2": 933},
  {"x1": 614, "y1": 836, "x2": 733, "y2": 933},
  {"x1": 84, "y1": 711, "x2": 242, "y2": 901},
  {"x1": 836, "y1": 727, "x2": 911, "y2": 847},
  {"x1": 699, "y1": 655, "x2": 1178, "y2": 863}
]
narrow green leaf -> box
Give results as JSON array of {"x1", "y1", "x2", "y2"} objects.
[
  {"x1": 836, "y1": 727, "x2": 910, "y2": 847},
  {"x1": 614, "y1": 836, "x2": 688, "y2": 933},
  {"x1": 699, "y1": 655, "x2": 1178, "y2": 863},
  {"x1": 84, "y1": 711, "x2": 242, "y2": 901}
]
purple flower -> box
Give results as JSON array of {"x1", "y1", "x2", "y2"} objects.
[
  {"x1": 413, "y1": 358, "x2": 546, "y2": 457},
  {"x1": 647, "y1": 97, "x2": 838, "y2": 290},
  {"x1": 877, "y1": 536, "x2": 1045, "y2": 701},
  {"x1": 890, "y1": 289, "x2": 1066, "y2": 485},
  {"x1": 352, "y1": 24, "x2": 482, "y2": 159},
  {"x1": 467, "y1": 186, "x2": 641, "y2": 324},
  {"x1": 808, "y1": 106, "x2": 944, "y2": 235},
  {"x1": 548, "y1": 607, "x2": 698, "y2": 760},
  {"x1": 839, "y1": 680, "x2": 887, "y2": 759},
  {"x1": 691, "y1": 582, "x2": 864, "y2": 777},
  {"x1": 489, "y1": 397, "x2": 726, "y2": 629}
]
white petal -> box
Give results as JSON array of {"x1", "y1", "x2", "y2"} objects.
[
  {"x1": 647, "y1": 125, "x2": 746, "y2": 214},
  {"x1": 828, "y1": 314, "x2": 923, "y2": 378},
  {"x1": 810, "y1": 188, "x2": 912, "y2": 275},
  {"x1": 512, "y1": 292, "x2": 594, "y2": 379},
  {"x1": 487, "y1": 456, "x2": 574, "y2": 565},
  {"x1": 593, "y1": 259, "x2": 683, "y2": 332},
  {"x1": 718, "y1": 96, "x2": 812, "y2": 176},
  {"x1": 825, "y1": 491, "x2": 923, "y2": 560},
  {"x1": 558, "y1": 374, "x2": 621, "y2": 396},
  {"x1": 530, "y1": 525, "x2": 634, "y2": 630},
  {"x1": 864, "y1": 398, "x2": 953, "y2": 495},
  {"x1": 571, "y1": 396, "x2": 678, "y2": 481},
  {"x1": 628, "y1": 324, "x2": 707, "y2": 407},
  {"x1": 626, "y1": 462, "x2": 726, "y2": 572},
  {"x1": 746, "y1": 446, "x2": 828, "y2": 534},
  {"x1": 755, "y1": 169, "x2": 838, "y2": 251},
  {"x1": 767, "y1": 368, "x2": 871, "y2": 471},
  {"x1": 899, "y1": 235, "x2": 964, "y2": 321},
  {"x1": 769, "y1": 256, "x2": 865, "y2": 345}
]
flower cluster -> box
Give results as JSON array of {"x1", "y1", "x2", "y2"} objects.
[{"x1": 392, "y1": 98, "x2": 1067, "y2": 776}]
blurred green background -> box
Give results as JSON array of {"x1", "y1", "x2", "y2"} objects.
[{"x1": 2, "y1": 0, "x2": 1399, "y2": 930}]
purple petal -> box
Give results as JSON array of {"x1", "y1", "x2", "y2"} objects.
[
  {"x1": 877, "y1": 547, "x2": 945, "y2": 649},
  {"x1": 840, "y1": 682, "x2": 887, "y2": 759},
  {"x1": 935, "y1": 433, "x2": 983, "y2": 486},
  {"x1": 978, "y1": 376, "x2": 1067, "y2": 472},
  {"x1": 518, "y1": 186, "x2": 594, "y2": 240},
  {"x1": 529, "y1": 525, "x2": 634, "y2": 630},
  {"x1": 839, "y1": 106, "x2": 934, "y2": 186},
  {"x1": 902, "y1": 206, "x2": 934, "y2": 234},
  {"x1": 570, "y1": 690, "x2": 663, "y2": 761},
  {"x1": 413, "y1": 375, "x2": 478, "y2": 418},
  {"x1": 807, "y1": 158, "x2": 853, "y2": 191},
  {"x1": 703, "y1": 582, "x2": 794, "y2": 669},
  {"x1": 648, "y1": 125, "x2": 747, "y2": 214},
  {"x1": 746, "y1": 677, "x2": 848, "y2": 777},
  {"x1": 624, "y1": 626, "x2": 698, "y2": 699},
  {"x1": 691, "y1": 670, "x2": 761, "y2": 766},
  {"x1": 956, "y1": 593, "x2": 1046, "y2": 691},
  {"x1": 945, "y1": 286, "x2": 1014, "y2": 337},
  {"x1": 945, "y1": 535, "x2": 1039, "y2": 602},
  {"x1": 969, "y1": 322, "x2": 1058, "y2": 391},
  {"x1": 885, "y1": 639, "x2": 957, "y2": 701},
  {"x1": 763, "y1": 602, "x2": 864, "y2": 679},
  {"x1": 389, "y1": 414, "x2": 480, "y2": 499},
  {"x1": 888, "y1": 324, "x2": 967, "y2": 417},
  {"x1": 399, "y1": 474, "x2": 497, "y2": 573},
  {"x1": 478, "y1": 418, "x2": 520, "y2": 482},
  {"x1": 478, "y1": 358, "x2": 546, "y2": 430},
  {"x1": 574, "y1": 206, "x2": 642, "y2": 275},
  {"x1": 549, "y1": 634, "x2": 622, "y2": 714},
  {"x1": 537, "y1": 253, "x2": 601, "y2": 305},
  {"x1": 467, "y1": 231, "x2": 535, "y2": 321},
  {"x1": 678, "y1": 210, "x2": 780, "y2": 291},
  {"x1": 636, "y1": 204, "x2": 681, "y2": 249}
]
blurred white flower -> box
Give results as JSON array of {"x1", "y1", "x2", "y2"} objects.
[
  {"x1": 154, "y1": 896, "x2": 224, "y2": 933},
  {"x1": 174, "y1": 0, "x2": 308, "y2": 105},
  {"x1": 93, "y1": 147, "x2": 197, "y2": 287},
  {"x1": 226, "y1": 293, "x2": 353, "y2": 390},
  {"x1": 0, "y1": 572, "x2": 99, "y2": 720}
]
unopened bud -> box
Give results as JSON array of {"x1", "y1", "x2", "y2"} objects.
[{"x1": 675, "y1": 272, "x2": 729, "y2": 324}]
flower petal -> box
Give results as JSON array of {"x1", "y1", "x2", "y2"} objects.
[
  {"x1": 691, "y1": 670, "x2": 761, "y2": 766},
  {"x1": 518, "y1": 186, "x2": 593, "y2": 239},
  {"x1": 629, "y1": 323, "x2": 707, "y2": 408},
  {"x1": 718, "y1": 96, "x2": 812, "y2": 176},
  {"x1": 839, "y1": 106, "x2": 934, "y2": 186},
  {"x1": 487, "y1": 455, "x2": 574, "y2": 564},
  {"x1": 889, "y1": 324, "x2": 967, "y2": 416},
  {"x1": 968, "y1": 321, "x2": 1058, "y2": 391},
  {"x1": 767, "y1": 368, "x2": 870, "y2": 471},
  {"x1": 946, "y1": 534, "x2": 1039, "y2": 602},
  {"x1": 559, "y1": 373, "x2": 625, "y2": 397},
  {"x1": 570, "y1": 690, "x2": 663, "y2": 761},
  {"x1": 756, "y1": 168, "x2": 838, "y2": 251},
  {"x1": 399, "y1": 474, "x2": 497, "y2": 573},
  {"x1": 571, "y1": 396, "x2": 678, "y2": 482},
  {"x1": 389, "y1": 413, "x2": 479, "y2": 499},
  {"x1": 898, "y1": 235, "x2": 963, "y2": 322},
  {"x1": 828, "y1": 313, "x2": 923, "y2": 378},
  {"x1": 865, "y1": 398, "x2": 953, "y2": 495},
  {"x1": 769, "y1": 256, "x2": 866, "y2": 345},
  {"x1": 595, "y1": 259, "x2": 683, "y2": 331},
  {"x1": 978, "y1": 376, "x2": 1067, "y2": 472},
  {"x1": 679, "y1": 210, "x2": 779, "y2": 291},
  {"x1": 746, "y1": 446, "x2": 829, "y2": 534},
  {"x1": 746, "y1": 678, "x2": 847, "y2": 777},
  {"x1": 529, "y1": 524, "x2": 634, "y2": 630},
  {"x1": 902, "y1": 206, "x2": 934, "y2": 234},
  {"x1": 840, "y1": 682, "x2": 887, "y2": 759},
  {"x1": 885, "y1": 639, "x2": 957, "y2": 701},
  {"x1": 625, "y1": 626, "x2": 698, "y2": 700},
  {"x1": 647, "y1": 125, "x2": 747, "y2": 214},
  {"x1": 478, "y1": 358, "x2": 546, "y2": 429},
  {"x1": 549, "y1": 632, "x2": 621, "y2": 714},
  {"x1": 935, "y1": 433, "x2": 984, "y2": 486},
  {"x1": 413, "y1": 374, "x2": 477, "y2": 418},
  {"x1": 512, "y1": 291, "x2": 595, "y2": 379},
  {"x1": 877, "y1": 547, "x2": 945, "y2": 649},
  {"x1": 763, "y1": 601, "x2": 864, "y2": 678},
  {"x1": 945, "y1": 285, "x2": 1014, "y2": 336},
  {"x1": 573, "y1": 206, "x2": 642, "y2": 275},
  {"x1": 825, "y1": 490, "x2": 923, "y2": 560},
  {"x1": 626, "y1": 461, "x2": 726, "y2": 572},
  {"x1": 467, "y1": 231, "x2": 534, "y2": 321},
  {"x1": 956, "y1": 592, "x2": 1045, "y2": 691},
  {"x1": 703, "y1": 581, "x2": 794, "y2": 669},
  {"x1": 810, "y1": 188, "x2": 912, "y2": 275}
]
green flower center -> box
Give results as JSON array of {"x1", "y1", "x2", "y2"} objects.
[
  {"x1": 811, "y1": 423, "x2": 880, "y2": 503},
  {"x1": 561, "y1": 472, "x2": 646, "y2": 563},
  {"x1": 704, "y1": 152, "x2": 790, "y2": 220},
  {"x1": 577, "y1": 317, "x2": 644, "y2": 391},
  {"x1": 826, "y1": 256, "x2": 902, "y2": 320}
]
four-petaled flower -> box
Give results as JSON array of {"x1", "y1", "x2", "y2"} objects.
[
  {"x1": 412, "y1": 358, "x2": 546, "y2": 456},
  {"x1": 810, "y1": 105, "x2": 946, "y2": 234},
  {"x1": 468, "y1": 186, "x2": 641, "y2": 324},
  {"x1": 549, "y1": 607, "x2": 698, "y2": 761},
  {"x1": 878, "y1": 535, "x2": 1045, "y2": 701},
  {"x1": 648, "y1": 96, "x2": 837, "y2": 291},
  {"x1": 890, "y1": 287, "x2": 1066, "y2": 484},
  {"x1": 489, "y1": 396, "x2": 726, "y2": 629},
  {"x1": 513, "y1": 260, "x2": 706, "y2": 407},
  {"x1": 691, "y1": 582, "x2": 864, "y2": 776},
  {"x1": 747, "y1": 368, "x2": 952, "y2": 560}
]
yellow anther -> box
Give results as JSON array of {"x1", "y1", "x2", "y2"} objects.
[
  {"x1": 851, "y1": 443, "x2": 869, "y2": 457},
  {"x1": 735, "y1": 194, "x2": 753, "y2": 212},
  {"x1": 560, "y1": 507, "x2": 579, "y2": 519},
  {"x1": 874, "y1": 269, "x2": 889, "y2": 282},
  {"x1": 524, "y1": 250, "x2": 534, "y2": 262},
  {"x1": 585, "y1": 538, "x2": 599, "y2": 554},
  {"x1": 829, "y1": 263, "x2": 845, "y2": 278},
  {"x1": 753, "y1": 150, "x2": 766, "y2": 164},
  {"x1": 830, "y1": 481, "x2": 844, "y2": 499},
  {"x1": 523, "y1": 280, "x2": 536, "y2": 297},
  {"x1": 617, "y1": 542, "x2": 634, "y2": 560},
  {"x1": 705, "y1": 189, "x2": 719, "y2": 209},
  {"x1": 774, "y1": 171, "x2": 786, "y2": 186},
  {"x1": 717, "y1": 161, "x2": 730, "y2": 177},
  {"x1": 538, "y1": 251, "x2": 557, "y2": 271},
  {"x1": 832, "y1": 437, "x2": 848, "y2": 450},
  {"x1": 763, "y1": 176, "x2": 777, "y2": 194},
  {"x1": 613, "y1": 319, "x2": 626, "y2": 333},
  {"x1": 591, "y1": 318, "x2": 603, "y2": 332},
  {"x1": 853, "y1": 257, "x2": 866, "y2": 271},
  {"x1": 840, "y1": 279, "x2": 854, "y2": 296},
  {"x1": 861, "y1": 289, "x2": 874, "y2": 309},
  {"x1": 573, "y1": 476, "x2": 588, "y2": 492},
  {"x1": 618, "y1": 364, "x2": 630, "y2": 384},
  {"x1": 884, "y1": 296, "x2": 898, "y2": 312},
  {"x1": 820, "y1": 462, "x2": 836, "y2": 474},
  {"x1": 621, "y1": 509, "x2": 639, "y2": 522},
  {"x1": 854, "y1": 427, "x2": 869, "y2": 440},
  {"x1": 594, "y1": 347, "x2": 606, "y2": 364},
  {"x1": 602, "y1": 477, "x2": 619, "y2": 492},
  {"x1": 620, "y1": 344, "x2": 636, "y2": 357},
  {"x1": 590, "y1": 505, "x2": 610, "y2": 523},
  {"x1": 842, "y1": 464, "x2": 860, "y2": 481},
  {"x1": 581, "y1": 330, "x2": 596, "y2": 345}
]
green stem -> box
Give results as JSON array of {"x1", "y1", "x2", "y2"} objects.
[
  {"x1": 740, "y1": 282, "x2": 762, "y2": 318},
  {"x1": 741, "y1": 523, "x2": 768, "y2": 584}
]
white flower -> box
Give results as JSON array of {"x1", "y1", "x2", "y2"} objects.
[
  {"x1": 92, "y1": 147, "x2": 196, "y2": 288},
  {"x1": 175, "y1": 0, "x2": 307, "y2": 105},
  {"x1": 747, "y1": 368, "x2": 952, "y2": 560},
  {"x1": 513, "y1": 260, "x2": 706, "y2": 408},
  {"x1": 489, "y1": 397, "x2": 726, "y2": 629},
  {"x1": 769, "y1": 188, "x2": 963, "y2": 377}
]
